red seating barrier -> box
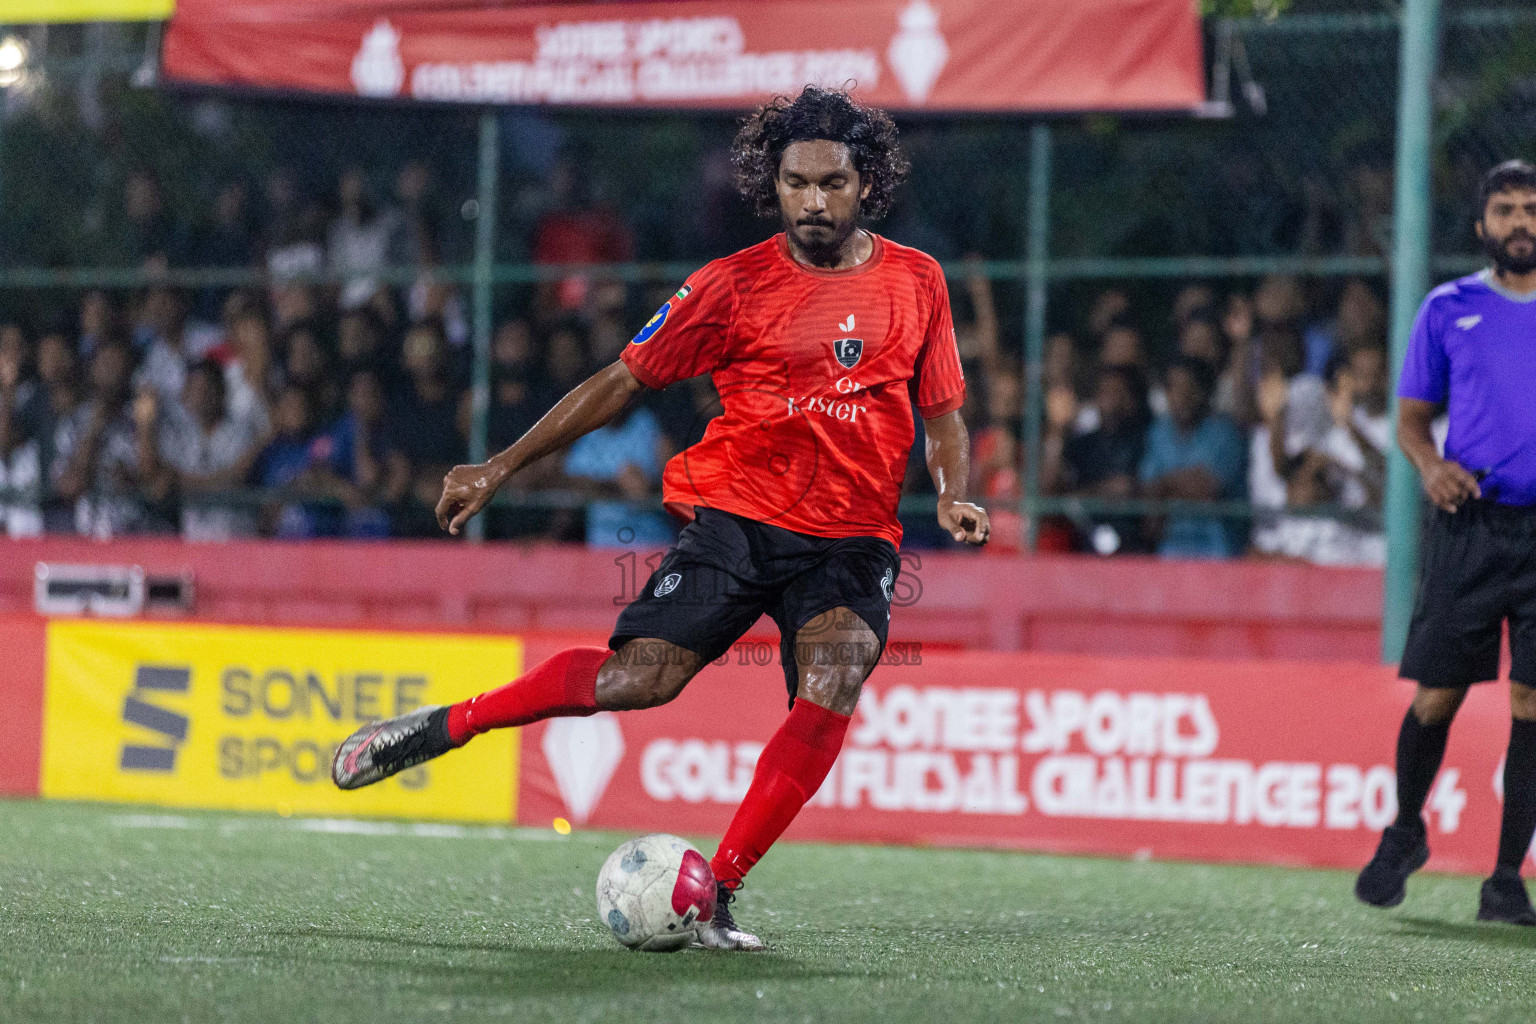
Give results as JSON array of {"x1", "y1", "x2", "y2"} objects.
[{"x1": 0, "y1": 538, "x2": 1384, "y2": 660}]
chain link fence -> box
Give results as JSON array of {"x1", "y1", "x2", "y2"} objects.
[{"x1": 0, "y1": 9, "x2": 1531, "y2": 552}]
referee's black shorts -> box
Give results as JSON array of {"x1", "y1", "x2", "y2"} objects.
[
  {"x1": 1400, "y1": 500, "x2": 1536, "y2": 688},
  {"x1": 610, "y1": 506, "x2": 901, "y2": 703}
]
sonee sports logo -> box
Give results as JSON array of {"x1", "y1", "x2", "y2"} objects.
[{"x1": 120, "y1": 665, "x2": 191, "y2": 772}]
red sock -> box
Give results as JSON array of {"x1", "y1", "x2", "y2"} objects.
[
  {"x1": 446, "y1": 647, "x2": 610, "y2": 746},
  {"x1": 710, "y1": 700, "x2": 850, "y2": 888}
]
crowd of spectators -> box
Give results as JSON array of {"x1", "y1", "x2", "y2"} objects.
[
  {"x1": 1026, "y1": 276, "x2": 1393, "y2": 565},
  {"x1": 0, "y1": 162, "x2": 1395, "y2": 563}
]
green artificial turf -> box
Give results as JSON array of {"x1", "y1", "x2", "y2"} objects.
[{"x1": 1, "y1": 799, "x2": 1533, "y2": 1023}]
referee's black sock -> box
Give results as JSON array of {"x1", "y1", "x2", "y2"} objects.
[
  {"x1": 1394, "y1": 708, "x2": 1452, "y2": 830},
  {"x1": 1496, "y1": 718, "x2": 1536, "y2": 872}
]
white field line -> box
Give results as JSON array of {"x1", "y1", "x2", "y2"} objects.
[{"x1": 108, "y1": 812, "x2": 564, "y2": 841}]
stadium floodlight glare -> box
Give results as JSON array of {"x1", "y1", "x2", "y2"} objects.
[{"x1": 0, "y1": 35, "x2": 28, "y2": 88}]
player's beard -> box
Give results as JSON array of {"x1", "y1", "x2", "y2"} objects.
[
  {"x1": 1483, "y1": 227, "x2": 1536, "y2": 275},
  {"x1": 788, "y1": 216, "x2": 859, "y2": 266}
]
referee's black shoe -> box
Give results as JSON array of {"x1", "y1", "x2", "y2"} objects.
[
  {"x1": 1355, "y1": 821, "x2": 1429, "y2": 908},
  {"x1": 1477, "y1": 867, "x2": 1536, "y2": 926}
]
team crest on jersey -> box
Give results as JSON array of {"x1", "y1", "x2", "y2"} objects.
[
  {"x1": 654, "y1": 572, "x2": 682, "y2": 597},
  {"x1": 832, "y1": 337, "x2": 864, "y2": 369},
  {"x1": 631, "y1": 302, "x2": 671, "y2": 345}
]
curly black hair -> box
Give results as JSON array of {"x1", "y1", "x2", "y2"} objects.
[{"x1": 731, "y1": 85, "x2": 909, "y2": 221}]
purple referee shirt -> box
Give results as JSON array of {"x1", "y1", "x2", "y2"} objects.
[{"x1": 1399, "y1": 269, "x2": 1536, "y2": 506}]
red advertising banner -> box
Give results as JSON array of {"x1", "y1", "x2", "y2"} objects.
[
  {"x1": 162, "y1": 0, "x2": 1205, "y2": 113},
  {"x1": 516, "y1": 647, "x2": 1515, "y2": 875},
  {"x1": 0, "y1": 615, "x2": 46, "y2": 797}
]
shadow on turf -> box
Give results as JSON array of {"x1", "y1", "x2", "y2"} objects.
[
  {"x1": 265, "y1": 928, "x2": 866, "y2": 994},
  {"x1": 1392, "y1": 916, "x2": 1536, "y2": 950}
]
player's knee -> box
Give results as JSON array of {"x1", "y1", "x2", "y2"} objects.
[
  {"x1": 595, "y1": 641, "x2": 698, "y2": 710},
  {"x1": 796, "y1": 660, "x2": 873, "y2": 717},
  {"x1": 1511, "y1": 683, "x2": 1536, "y2": 722},
  {"x1": 1411, "y1": 685, "x2": 1465, "y2": 726}
]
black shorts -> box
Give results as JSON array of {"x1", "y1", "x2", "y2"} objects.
[
  {"x1": 610, "y1": 507, "x2": 901, "y2": 703},
  {"x1": 1400, "y1": 501, "x2": 1536, "y2": 688}
]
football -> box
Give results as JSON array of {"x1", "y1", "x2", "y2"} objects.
[{"x1": 596, "y1": 834, "x2": 718, "y2": 952}]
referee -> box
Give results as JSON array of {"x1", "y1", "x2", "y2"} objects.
[{"x1": 1356, "y1": 161, "x2": 1536, "y2": 924}]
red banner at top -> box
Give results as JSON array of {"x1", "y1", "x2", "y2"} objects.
[{"x1": 162, "y1": 0, "x2": 1206, "y2": 113}]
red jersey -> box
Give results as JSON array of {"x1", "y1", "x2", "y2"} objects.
[{"x1": 621, "y1": 233, "x2": 965, "y2": 547}]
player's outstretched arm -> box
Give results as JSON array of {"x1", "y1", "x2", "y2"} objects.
[
  {"x1": 436, "y1": 360, "x2": 647, "y2": 535},
  {"x1": 923, "y1": 409, "x2": 990, "y2": 545}
]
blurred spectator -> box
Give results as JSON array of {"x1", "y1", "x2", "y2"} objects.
[
  {"x1": 543, "y1": 324, "x2": 592, "y2": 394},
  {"x1": 1086, "y1": 289, "x2": 1132, "y2": 341},
  {"x1": 281, "y1": 322, "x2": 340, "y2": 422},
  {"x1": 111, "y1": 169, "x2": 174, "y2": 266},
  {"x1": 225, "y1": 310, "x2": 277, "y2": 435},
  {"x1": 54, "y1": 340, "x2": 164, "y2": 537},
  {"x1": 1174, "y1": 314, "x2": 1237, "y2": 417},
  {"x1": 1247, "y1": 323, "x2": 1332, "y2": 532},
  {"x1": 1171, "y1": 284, "x2": 1217, "y2": 332},
  {"x1": 383, "y1": 320, "x2": 465, "y2": 534},
  {"x1": 196, "y1": 181, "x2": 257, "y2": 270},
  {"x1": 970, "y1": 370, "x2": 1021, "y2": 504},
  {"x1": 1044, "y1": 332, "x2": 1083, "y2": 397},
  {"x1": 77, "y1": 290, "x2": 122, "y2": 358},
  {"x1": 485, "y1": 319, "x2": 548, "y2": 453},
  {"x1": 336, "y1": 307, "x2": 392, "y2": 385},
  {"x1": 190, "y1": 181, "x2": 258, "y2": 322},
  {"x1": 1302, "y1": 278, "x2": 1387, "y2": 377},
  {"x1": 253, "y1": 385, "x2": 337, "y2": 537},
  {"x1": 132, "y1": 287, "x2": 195, "y2": 401},
  {"x1": 562, "y1": 403, "x2": 674, "y2": 548},
  {"x1": 390, "y1": 160, "x2": 445, "y2": 267},
  {"x1": 151, "y1": 358, "x2": 264, "y2": 540},
  {"x1": 1257, "y1": 340, "x2": 1390, "y2": 566},
  {"x1": 532, "y1": 153, "x2": 635, "y2": 316},
  {"x1": 0, "y1": 325, "x2": 41, "y2": 534},
  {"x1": 1044, "y1": 364, "x2": 1152, "y2": 556},
  {"x1": 1139, "y1": 356, "x2": 1248, "y2": 559},
  {"x1": 330, "y1": 167, "x2": 400, "y2": 311},
  {"x1": 327, "y1": 368, "x2": 391, "y2": 538}
]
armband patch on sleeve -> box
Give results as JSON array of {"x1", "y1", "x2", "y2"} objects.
[{"x1": 630, "y1": 302, "x2": 671, "y2": 345}]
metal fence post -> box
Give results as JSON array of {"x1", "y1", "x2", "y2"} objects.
[
  {"x1": 466, "y1": 109, "x2": 500, "y2": 544},
  {"x1": 1382, "y1": 0, "x2": 1441, "y2": 663},
  {"x1": 1021, "y1": 122, "x2": 1052, "y2": 551}
]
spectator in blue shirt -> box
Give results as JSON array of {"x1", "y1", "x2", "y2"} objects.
[
  {"x1": 562, "y1": 404, "x2": 674, "y2": 548},
  {"x1": 1139, "y1": 356, "x2": 1249, "y2": 558}
]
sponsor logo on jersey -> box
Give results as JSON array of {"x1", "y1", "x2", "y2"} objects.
[
  {"x1": 1457, "y1": 314, "x2": 1482, "y2": 330},
  {"x1": 673, "y1": 284, "x2": 692, "y2": 302},
  {"x1": 832, "y1": 337, "x2": 864, "y2": 369},
  {"x1": 631, "y1": 302, "x2": 671, "y2": 345},
  {"x1": 655, "y1": 572, "x2": 682, "y2": 597}
]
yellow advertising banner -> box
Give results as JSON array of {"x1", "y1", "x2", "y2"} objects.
[
  {"x1": 5, "y1": 0, "x2": 173, "y2": 22},
  {"x1": 41, "y1": 621, "x2": 521, "y2": 822}
]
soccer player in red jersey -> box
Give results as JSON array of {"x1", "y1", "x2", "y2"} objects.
[{"x1": 332, "y1": 86, "x2": 990, "y2": 951}]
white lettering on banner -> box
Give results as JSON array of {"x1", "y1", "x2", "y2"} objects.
[
  {"x1": 1020, "y1": 689, "x2": 1218, "y2": 757},
  {"x1": 625, "y1": 685, "x2": 1470, "y2": 835},
  {"x1": 406, "y1": 16, "x2": 880, "y2": 105},
  {"x1": 641, "y1": 740, "x2": 761, "y2": 804}
]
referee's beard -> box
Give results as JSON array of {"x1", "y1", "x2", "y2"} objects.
[{"x1": 1483, "y1": 226, "x2": 1536, "y2": 275}]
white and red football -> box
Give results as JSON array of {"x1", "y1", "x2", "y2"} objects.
[{"x1": 595, "y1": 833, "x2": 717, "y2": 952}]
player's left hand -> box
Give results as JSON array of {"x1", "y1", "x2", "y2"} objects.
[{"x1": 938, "y1": 499, "x2": 990, "y2": 545}]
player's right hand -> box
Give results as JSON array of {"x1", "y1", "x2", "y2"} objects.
[
  {"x1": 1422, "y1": 457, "x2": 1481, "y2": 513},
  {"x1": 436, "y1": 461, "x2": 509, "y2": 535}
]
